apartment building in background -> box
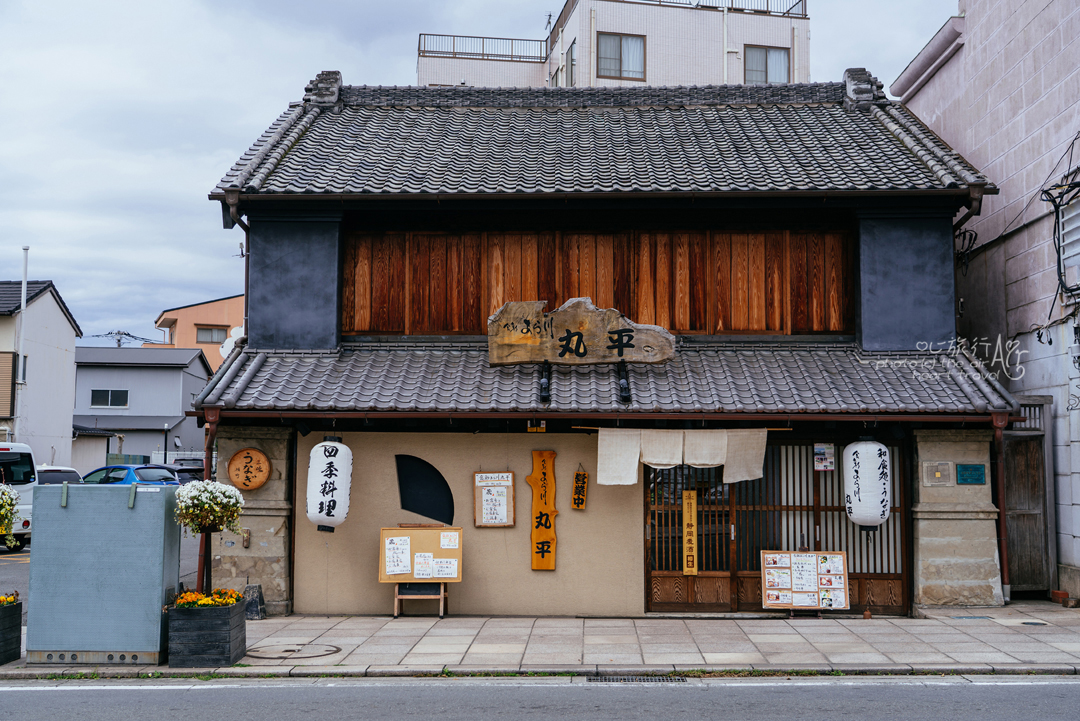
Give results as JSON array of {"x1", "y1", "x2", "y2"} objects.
[
  {"x1": 892, "y1": 0, "x2": 1080, "y2": 598},
  {"x1": 147, "y1": 294, "x2": 244, "y2": 372},
  {"x1": 417, "y1": 0, "x2": 810, "y2": 88}
]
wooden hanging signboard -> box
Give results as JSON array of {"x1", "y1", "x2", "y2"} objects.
[
  {"x1": 228, "y1": 448, "x2": 271, "y2": 490},
  {"x1": 488, "y1": 298, "x2": 676, "y2": 366},
  {"x1": 473, "y1": 472, "x2": 515, "y2": 527},
  {"x1": 682, "y1": 490, "x2": 698, "y2": 576},
  {"x1": 760, "y1": 550, "x2": 850, "y2": 610},
  {"x1": 378, "y1": 527, "x2": 464, "y2": 583},
  {"x1": 571, "y1": 470, "x2": 588, "y2": 510},
  {"x1": 526, "y1": 450, "x2": 558, "y2": 570}
]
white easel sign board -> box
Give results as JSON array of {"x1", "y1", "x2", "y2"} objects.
[
  {"x1": 760, "y1": 550, "x2": 850, "y2": 610},
  {"x1": 473, "y1": 472, "x2": 515, "y2": 528}
]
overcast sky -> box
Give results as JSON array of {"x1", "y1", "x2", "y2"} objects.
[{"x1": 0, "y1": 0, "x2": 958, "y2": 346}]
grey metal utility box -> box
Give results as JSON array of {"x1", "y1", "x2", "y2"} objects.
[{"x1": 27, "y1": 485, "x2": 180, "y2": 665}]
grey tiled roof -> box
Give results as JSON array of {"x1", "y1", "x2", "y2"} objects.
[
  {"x1": 213, "y1": 71, "x2": 991, "y2": 198},
  {"x1": 0, "y1": 280, "x2": 82, "y2": 336},
  {"x1": 195, "y1": 341, "x2": 1015, "y2": 416}
]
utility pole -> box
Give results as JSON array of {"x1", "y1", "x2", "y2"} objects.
[{"x1": 12, "y1": 247, "x2": 28, "y2": 442}]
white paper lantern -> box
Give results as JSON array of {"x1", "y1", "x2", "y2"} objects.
[
  {"x1": 842, "y1": 441, "x2": 891, "y2": 531},
  {"x1": 306, "y1": 436, "x2": 353, "y2": 532}
]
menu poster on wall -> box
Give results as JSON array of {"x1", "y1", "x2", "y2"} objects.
[
  {"x1": 474, "y1": 472, "x2": 515, "y2": 527},
  {"x1": 440, "y1": 531, "x2": 460, "y2": 549},
  {"x1": 385, "y1": 536, "x2": 411, "y2": 576},
  {"x1": 482, "y1": 487, "x2": 508, "y2": 524},
  {"x1": 759, "y1": 550, "x2": 850, "y2": 610}
]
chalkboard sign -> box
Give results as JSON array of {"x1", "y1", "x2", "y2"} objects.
[
  {"x1": 473, "y1": 472, "x2": 515, "y2": 527},
  {"x1": 378, "y1": 527, "x2": 463, "y2": 583},
  {"x1": 956, "y1": 464, "x2": 986, "y2": 485}
]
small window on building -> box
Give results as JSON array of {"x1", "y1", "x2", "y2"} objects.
[
  {"x1": 745, "y1": 46, "x2": 789, "y2": 85},
  {"x1": 598, "y1": 33, "x2": 645, "y2": 80},
  {"x1": 91, "y1": 389, "x2": 128, "y2": 407},
  {"x1": 567, "y1": 40, "x2": 577, "y2": 86},
  {"x1": 196, "y1": 327, "x2": 227, "y2": 344}
]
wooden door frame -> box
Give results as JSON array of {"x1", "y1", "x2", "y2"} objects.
[{"x1": 1004, "y1": 394, "x2": 1057, "y2": 591}]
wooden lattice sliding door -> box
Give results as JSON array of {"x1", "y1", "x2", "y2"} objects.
[{"x1": 646, "y1": 443, "x2": 908, "y2": 614}]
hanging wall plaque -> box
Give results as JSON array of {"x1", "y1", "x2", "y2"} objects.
[
  {"x1": 571, "y1": 470, "x2": 588, "y2": 510},
  {"x1": 526, "y1": 451, "x2": 558, "y2": 570},
  {"x1": 228, "y1": 448, "x2": 271, "y2": 490},
  {"x1": 682, "y1": 490, "x2": 698, "y2": 576}
]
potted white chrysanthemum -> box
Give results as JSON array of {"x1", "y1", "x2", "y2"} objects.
[
  {"x1": 174, "y1": 480, "x2": 244, "y2": 534},
  {"x1": 0, "y1": 486, "x2": 20, "y2": 548}
]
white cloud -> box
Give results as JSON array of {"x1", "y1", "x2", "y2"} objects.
[{"x1": 0, "y1": 0, "x2": 959, "y2": 344}]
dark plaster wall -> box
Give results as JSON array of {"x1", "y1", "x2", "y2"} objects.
[
  {"x1": 858, "y1": 214, "x2": 956, "y2": 351},
  {"x1": 248, "y1": 216, "x2": 340, "y2": 349}
]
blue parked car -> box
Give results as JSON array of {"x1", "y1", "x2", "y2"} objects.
[{"x1": 81, "y1": 465, "x2": 180, "y2": 486}]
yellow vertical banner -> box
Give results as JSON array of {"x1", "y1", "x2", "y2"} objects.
[
  {"x1": 527, "y1": 450, "x2": 558, "y2": 570},
  {"x1": 571, "y1": 471, "x2": 588, "y2": 510},
  {"x1": 682, "y1": 490, "x2": 698, "y2": 576}
]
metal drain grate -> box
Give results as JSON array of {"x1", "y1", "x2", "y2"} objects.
[
  {"x1": 1022, "y1": 621, "x2": 1048, "y2": 626},
  {"x1": 246, "y1": 644, "x2": 342, "y2": 660},
  {"x1": 588, "y1": 676, "x2": 686, "y2": 683},
  {"x1": 951, "y1": 616, "x2": 991, "y2": 619}
]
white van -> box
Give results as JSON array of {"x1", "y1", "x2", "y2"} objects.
[{"x1": 0, "y1": 442, "x2": 36, "y2": 551}]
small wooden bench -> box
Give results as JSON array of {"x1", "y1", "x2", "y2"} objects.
[{"x1": 393, "y1": 582, "x2": 449, "y2": 619}]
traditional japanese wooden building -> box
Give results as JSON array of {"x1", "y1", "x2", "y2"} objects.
[{"x1": 197, "y1": 69, "x2": 1018, "y2": 617}]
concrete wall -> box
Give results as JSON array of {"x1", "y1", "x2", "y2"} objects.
[
  {"x1": 419, "y1": 0, "x2": 810, "y2": 88},
  {"x1": 858, "y1": 213, "x2": 957, "y2": 351},
  {"x1": 895, "y1": 0, "x2": 1080, "y2": 595},
  {"x1": 284, "y1": 432, "x2": 642, "y2": 617},
  {"x1": 247, "y1": 216, "x2": 340, "y2": 350},
  {"x1": 4, "y1": 293, "x2": 77, "y2": 465},
  {"x1": 71, "y1": 435, "x2": 108, "y2": 475},
  {"x1": 912, "y1": 429, "x2": 1004, "y2": 606}
]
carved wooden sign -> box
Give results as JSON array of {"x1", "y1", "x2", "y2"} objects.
[
  {"x1": 682, "y1": 490, "x2": 698, "y2": 576},
  {"x1": 228, "y1": 448, "x2": 271, "y2": 491},
  {"x1": 527, "y1": 451, "x2": 558, "y2": 571},
  {"x1": 488, "y1": 297, "x2": 676, "y2": 366}
]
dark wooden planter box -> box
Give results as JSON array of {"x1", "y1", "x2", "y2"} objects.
[
  {"x1": 0, "y1": 603, "x2": 21, "y2": 666},
  {"x1": 168, "y1": 601, "x2": 246, "y2": 668}
]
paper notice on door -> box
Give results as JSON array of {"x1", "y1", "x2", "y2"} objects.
[
  {"x1": 433, "y1": 558, "x2": 458, "y2": 578},
  {"x1": 384, "y1": 536, "x2": 411, "y2": 575},
  {"x1": 413, "y1": 553, "x2": 433, "y2": 579},
  {"x1": 792, "y1": 592, "x2": 819, "y2": 607},
  {"x1": 440, "y1": 531, "x2": 459, "y2": 549}
]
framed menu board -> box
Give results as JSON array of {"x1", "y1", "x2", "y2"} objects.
[
  {"x1": 760, "y1": 550, "x2": 850, "y2": 610},
  {"x1": 473, "y1": 472, "x2": 515, "y2": 528},
  {"x1": 379, "y1": 527, "x2": 464, "y2": 583}
]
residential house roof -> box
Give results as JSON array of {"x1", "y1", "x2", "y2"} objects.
[
  {"x1": 73, "y1": 416, "x2": 185, "y2": 432},
  {"x1": 194, "y1": 341, "x2": 1015, "y2": 417},
  {"x1": 212, "y1": 69, "x2": 992, "y2": 200},
  {"x1": 75, "y1": 347, "x2": 212, "y2": 375},
  {"x1": 0, "y1": 280, "x2": 82, "y2": 337}
]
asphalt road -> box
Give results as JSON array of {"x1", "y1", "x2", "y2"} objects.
[
  {"x1": 0, "y1": 531, "x2": 200, "y2": 623},
  {"x1": 0, "y1": 677, "x2": 1078, "y2": 721}
]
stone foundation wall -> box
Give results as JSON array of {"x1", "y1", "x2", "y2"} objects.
[
  {"x1": 1060, "y1": 563, "x2": 1080, "y2": 599},
  {"x1": 212, "y1": 426, "x2": 293, "y2": 616},
  {"x1": 912, "y1": 429, "x2": 1004, "y2": 607}
]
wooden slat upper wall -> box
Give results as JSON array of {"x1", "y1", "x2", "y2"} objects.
[{"x1": 341, "y1": 230, "x2": 854, "y2": 335}]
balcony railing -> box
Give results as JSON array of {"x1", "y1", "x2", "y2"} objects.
[{"x1": 418, "y1": 34, "x2": 549, "y2": 63}]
